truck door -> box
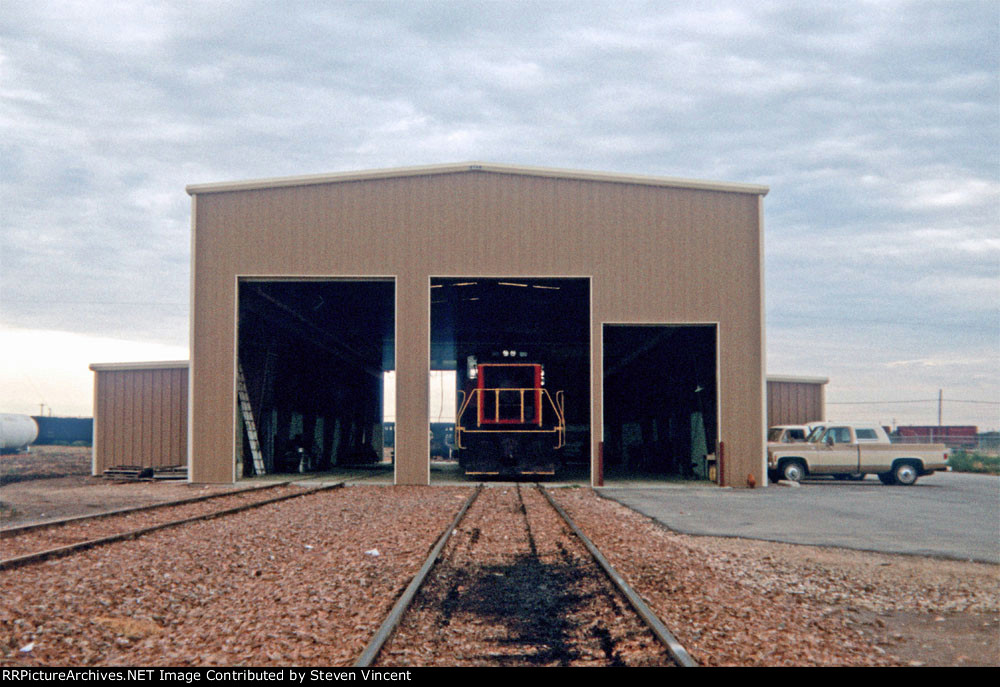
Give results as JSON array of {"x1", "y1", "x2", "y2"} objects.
[{"x1": 812, "y1": 426, "x2": 859, "y2": 474}]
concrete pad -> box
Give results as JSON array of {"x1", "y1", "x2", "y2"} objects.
[{"x1": 599, "y1": 471, "x2": 1000, "y2": 564}]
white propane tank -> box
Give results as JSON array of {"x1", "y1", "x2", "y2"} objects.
[{"x1": 0, "y1": 413, "x2": 39, "y2": 451}]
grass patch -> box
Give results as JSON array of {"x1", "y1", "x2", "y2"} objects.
[{"x1": 948, "y1": 450, "x2": 1000, "y2": 475}]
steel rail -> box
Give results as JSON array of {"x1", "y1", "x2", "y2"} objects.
[
  {"x1": 1, "y1": 480, "x2": 294, "y2": 538},
  {"x1": 0, "y1": 482, "x2": 344, "y2": 571},
  {"x1": 354, "y1": 484, "x2": 483, "y2": 667},
  {"x1": 538, "y1": 485, "x2": 699, "y2": 667}
]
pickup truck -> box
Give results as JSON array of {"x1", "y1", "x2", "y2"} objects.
[
  {"x1": 767, "y1": 424, "x2": 813, "y2": 444},
  {"x1": 767, "y1": 422, "x2": 949, "y2": 485}
]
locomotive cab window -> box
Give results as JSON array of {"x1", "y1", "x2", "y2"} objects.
[{"x1": 478, "y1": 364, "x2": 542, "y2": 425}]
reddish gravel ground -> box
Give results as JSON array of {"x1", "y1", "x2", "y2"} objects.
[
  {"x1": 1, "y1": 484, "x2": 309, "y2": 561},
  {"x1": 1, "y1": 486, "x2": 471, "y2": 666},
  {"x1": 550, "y1": 487, "x2": 1000, "y2": 667},
  {"x1": 2, "y1": 479, "x2": 996, "y2": 668},
  {"x1": 377, "y1": 485, "x2": 674, "y2": 666}
]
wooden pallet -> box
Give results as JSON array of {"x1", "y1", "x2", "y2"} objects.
[{"x1": 102, "y1": 465, "x2": 188, "y2": 481}]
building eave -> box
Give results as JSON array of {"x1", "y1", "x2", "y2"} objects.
[
  {"x1": 185, "y1": 161, "x2": 770, "y2": 197},
  {"x1": 89, "y1": 360, "x2": 190, "y2": 372}
]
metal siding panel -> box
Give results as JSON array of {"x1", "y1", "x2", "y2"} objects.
[
  {"x1": 107, "y1": 371, "x2": 117, "y2": 468},
  {"x1": 165, "y1": 368, "x2": 179, "y2": 467},
  {"x1": 767, "y1": 381, "x2": 825, "y2": 427},
  {"x1": 95, "y1": 372, "x2": 107, "y2": 473},
  {"x1": 114, "y1": 370, "x2": 126, "y2": 468},
  {"x1": 167, "y1": 368, "x2": 178, "y2": 466},
  {"x1": 180, "y1": 367, "x2": 189, "y2": 467},
  {"x1": 152, "y1": 369, "x2": 165, "y2": 467},
  {"x1": 106, "y1": 371, "x2": 117, "y2": 468},
  {"x1": 127, "y1": 370, "x2": 138, "y2": 466},
  {"x1": 142, "y1": 370, "x2": 152, "y2": 467},
  {"x1": 156, "y1": 370, "x2": 165, "y2": 467},
  {"x1": 140, "y1": 370, "x2": 151, "y2": 467}
]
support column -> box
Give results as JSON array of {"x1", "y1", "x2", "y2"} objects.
[{"x1": 395, "y1": 275, "x2": 429, "y2": 485}]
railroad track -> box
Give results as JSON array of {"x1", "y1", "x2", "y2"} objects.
[
  {"x1": 1, "y1": 480, "x2": 293, "y2": 538},
  {"x1": 0, "y1": 481, "x2": 344, "y2": 570},
  {"x1": 3, "y1": 480, "x2": 696, "y2": 666},
  {"x1": 357, "y1": 484, "x2": 697, "y2": 667}
]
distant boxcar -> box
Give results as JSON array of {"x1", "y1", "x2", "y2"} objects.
[{"x1": 32, "y1": 416, "x2": 93, "y2": 445}]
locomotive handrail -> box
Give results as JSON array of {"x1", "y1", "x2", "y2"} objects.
[{"x1": 455, "y1": 387, "x2": 565, "y2": 450}]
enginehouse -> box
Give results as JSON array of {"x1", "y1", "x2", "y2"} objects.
[{"x1": 93, "y1": 162, "x2": 769, "y2": 487}]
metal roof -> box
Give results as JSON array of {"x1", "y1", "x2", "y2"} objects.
[
  {"x1": 767, "y1": 375, "x2": 829, "y2": 385},
  {"x1": 185, "y1": 161, "x2": 770, "y2": 197},
  {"x1": 89, "y1": 360, "x2": 189, "y2": 372}
]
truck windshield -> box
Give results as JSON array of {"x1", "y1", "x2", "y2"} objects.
[{"x1": 806, "y1": 426, "x2": 826, "y2": 443}]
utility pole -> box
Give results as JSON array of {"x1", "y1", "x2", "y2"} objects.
[{"x1": 938, "y1": 389, "x2": 943, "y2": 427}]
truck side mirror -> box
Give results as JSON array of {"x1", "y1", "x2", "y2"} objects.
[{"x1": 825, "y1": 435, "x2": 834, "y2": 446}]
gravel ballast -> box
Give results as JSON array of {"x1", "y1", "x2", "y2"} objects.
[
  {"x1": 2, "y1": 482, "x2": 996, "y2": 667},
  {"x1": 1, "y1": 486, "x2": 471, "y2": 666},
  {"x1": 1, "y1": 485, "x2": 311, "y2": 562},
  {"x1": 377, "y1": 485, "x2": 674, "y2": 666},
  {"x1": 550, "y1": 487, "x2": 1000, "y2": 667}
]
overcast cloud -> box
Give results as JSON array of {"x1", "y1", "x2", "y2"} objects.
[{"x1": 1, "y1": 1, "x2": 997, "y2": 428}]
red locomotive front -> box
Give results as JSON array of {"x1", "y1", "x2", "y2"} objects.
[{"x1": 455, "y1": 360, "x2": 565, "y2": 476}]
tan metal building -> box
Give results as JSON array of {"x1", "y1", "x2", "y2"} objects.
[
  {"x1": 766, "y1": 375, "x2": 828, "y2": 427},
  {"x1": 89, "y1": 361, "x2": 188, "y2": 475},
  {"x1": 183, "y1": 162, "x2": 769, "y2": 486}
]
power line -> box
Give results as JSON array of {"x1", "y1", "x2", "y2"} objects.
[
  {"x1": 828, "y1": 398, "x2": 999, "y2": 405},
  {"x1": 767, "y1": 312, "x2": 999, "y2": 328},
  {"x1": 5, "y1": 300, "x2": 186, "y2": 306}
]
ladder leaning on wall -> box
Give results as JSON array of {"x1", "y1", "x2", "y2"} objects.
[{"x1": 236, "y1": 362, "x2": 267, "y2": 476}]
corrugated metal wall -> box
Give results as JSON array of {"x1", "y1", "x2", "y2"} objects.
[
  {"x1": 766, "y1": 379, "x2": 825, "y2": 427},
  {"x1": 189, "y1": 166, "x2": 767, "y2": 485},
  {"x1": 91, "y1": 363, "x2": 188, "y2": 474}
]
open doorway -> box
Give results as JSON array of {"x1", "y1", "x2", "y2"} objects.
[
  {"x1": 236, "y1": 278, "x2": 394, "y2": 479},
  {"x1": 430, "y1": 277, "x2": 590, "y2": 481},
  {"x1": 381, "y1": 369, "x2": 455, "y2": 466},
  {"x1": 602, "y1": 324, "x2": 718, "y2": 483}
]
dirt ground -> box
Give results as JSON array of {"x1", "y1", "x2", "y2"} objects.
[
  {"x1": 1, "y1": 445, "x2": 92, "y2": 487},
  {"x1": 2, "y1": 446, "x2": 997, "y2": 666}
]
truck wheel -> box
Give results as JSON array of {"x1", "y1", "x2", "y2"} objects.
[
  {"x1": 878, "y1": 471, "x2": 896, "y2": 485},
  {"x1": 893, "y1": 462, "x2": 919, "y2": 486},
  {"x1": 781, "y1": 460, "x2": 806, "y2": 483}
]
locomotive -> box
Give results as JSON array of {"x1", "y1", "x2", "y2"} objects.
[{"x1": 454, "y1": 351, "x2": 565, "y2": 476}]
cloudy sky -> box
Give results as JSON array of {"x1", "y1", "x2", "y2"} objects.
[{"x1": 2, "y1": 1, "x2": 998, "y2": 430}]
